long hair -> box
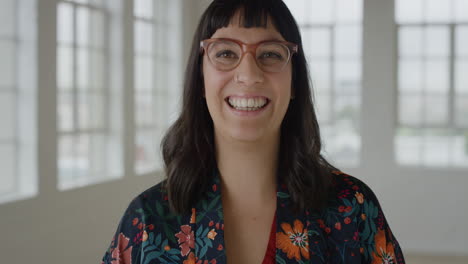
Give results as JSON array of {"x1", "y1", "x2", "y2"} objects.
[{"x1": 161, "y1": 0, "x2": 339, "y2": 215}]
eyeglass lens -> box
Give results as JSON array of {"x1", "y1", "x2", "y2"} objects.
[{"x1": 207, "y1": 40, "x2": 290, "y2": 72}]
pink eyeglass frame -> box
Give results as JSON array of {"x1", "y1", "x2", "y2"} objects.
[{"x1": 199, "y1": 37, "x2": 299, "y2": 72}]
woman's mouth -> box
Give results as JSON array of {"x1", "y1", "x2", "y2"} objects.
[{"x1": 225, "y1": 96, "x2": 270, "y2": 112}]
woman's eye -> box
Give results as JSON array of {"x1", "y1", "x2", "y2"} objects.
[
  {"x1": 260, "y1": 52, "x2": 282, "y2": 59},
  {"x1": 216, "y1": 50, "x2": 237, "y2": 58}
]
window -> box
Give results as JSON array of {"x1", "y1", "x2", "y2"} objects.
[
  {"x1": 284, "y1": 0, "x2": 363, "y2": 167},
  {"x1": 56, "y1": 0, "x2": 124, "y2": 190},
  {"x1": 134, "y1": 0, "x2": 182, "y2": 175},
  {"x1": 0, "y1": 0, "x2": 38, "y2": 204},
  {"x1": 395, "y1": 0, "x2": 468, "y2": 167}
]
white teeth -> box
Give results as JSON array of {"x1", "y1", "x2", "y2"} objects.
[
  {"x1": 228, "y1": 97, "x2": 268, "y2": 111},
  {"x1": 248, "y1": 98, "x2": 254, "y2": 107},
  {"x1": 241, "y1": 98, "x2": 247, "y2": 107}
]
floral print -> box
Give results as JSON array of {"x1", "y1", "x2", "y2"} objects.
[
  {"x1": 277, "y1": 219, "x2": 310, "y2": 261},
  {"x1": 111, "y1": 233, "x2": 133, "y2": 264},
  {"x1": 102, "y1": 170, "x2": 406, "y2": 264},
  {"x1": 175, "y1": 225, "x2": 195, "y2": 257}
]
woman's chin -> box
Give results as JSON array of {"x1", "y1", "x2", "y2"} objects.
[{"x1": 225, "y1": 128, "x2": 269, "y2": 144}]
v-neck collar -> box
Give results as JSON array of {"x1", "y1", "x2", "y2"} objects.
[{"x1": 187, "y1": 168, "x2": 328, "y2": 264}]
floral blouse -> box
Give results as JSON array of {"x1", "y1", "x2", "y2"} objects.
[{"x1": 101, "y1": 170, "x2": 406, "y2": 264}]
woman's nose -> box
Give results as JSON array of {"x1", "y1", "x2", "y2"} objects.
[{"x1": 234, "y1": 53, "x2": 264, "y2": 86}]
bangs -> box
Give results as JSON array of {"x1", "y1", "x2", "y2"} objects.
[{"x1": 204, "y1": 0, "x2": 277, "y2": 38}]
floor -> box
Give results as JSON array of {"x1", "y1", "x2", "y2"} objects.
[{"x1": 405, "y1": 254, "x2": 468, "y2": 264}]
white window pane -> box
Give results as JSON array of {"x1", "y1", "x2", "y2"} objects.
[
  {"x1": 455, "y1": 0, "x2": 468, "y2": 22},
  {"x1": 455, "y1": 96, "x2": 468, "y2": 127},
  {"x1": 309, "y1": 60, "x2": 331, "y2": 93},
  {"x1": 90, "y1": 0, "x2": 104, "y2": 6},
  {"x1": 396, "y1": 0, "x2": 424, "y2": 23},
  {"x1": 456, "y1": 26, "x2": 468, "y2": 56},
  {"x1": 90, "y1": 50, "x2": 105, "y2": 89},
  {"x1": 89, "y1": 133, "x2": 106, "y2": 175},
  {"x1": 336, "y1": 0, "x2": 362, "y2": 23},
  {"x1": 136, "y1": 93, "x2": 154, "y2": 126},
  {"x1": 154, "y1": 0, "x2": 168, "y2": 22},
  {"x1": 0, "y1": 93, "x2": 15, "y2": 140},
  {"x1": 58, "y1": 92, "x2": 74, "y2": 131},
  {"x1": 308, "y1": 0, "x2": 333, "y2": 24},
  {"x1": 425, "y1": 27, "x2": 450, "y2": 57},
  {"x1": 425, "y1": 0, "x2": 452, "y2": 23},
  {"x1": 316, "y1": 92, "x2": 331, "y2": 123},
  {"x1": 283, "y1": 0, "x2": 307, "y2": 25},
  {"x1": 57, "y1": 2, "x2": 73, "y2": 44},
  {"x1": 77, "y1": 48, "x2": 90, "y2": 90},
  {"x1": 335, "y1": 25, "x2": 361, "y2": 58},
  {"x1": 134, "y1": 0, "x2": 153, "y2": 18},
  {"x1": 90, "y1": 10, "x2": 105, "y2": 49},
  {"x1": 422, "y1": 131, "x2": 450, "y2": 167},
  {"x1": 167, "y1": 1, "x2": 180, "y2": 26},
  {"x1": 78, "y1": 92, "x2": 104, "y2": 130},
  {"x1": 75, "y1": 134, "x2": 90, "y2": 177},
  {"x1": 77, "y1": 7, "x2": 90, "y2": 47},
  {"x1": 425, "y1": 60, "x2": 449, "y2": 93},
  {"x1": 399, "y1": 59, "x2": 423, "y2": 92},
  {"x1": 154, "y1": 60, "x2": 168, "y2": 95},
  {"x1": 0, "y1": 144, "x2": 15, "y2": 193},
  {"x1": 90, "y1": 92, "x2": 105, "y2": 128},
  {"x1": 395, "y1": 129, "x2": 422, "y2": 165},
  {"x1": 135, "y1": 130, "x2": 158, "y2": 174},
  {"x1": 78, "y1": 92, "x2": 90, "y2": 129},
  {"x1": 58, "y1": 135, "x2": 75, "y2": 180},
  {"x1": 135, "y1": 56, "x2": 153, "y2": 91},
  {"x1": 302, "y1": 28, "x2": 331, "y2": 58},
  {"x1": 0, "y1": 0, "x2": 15, "y2": 37},
  {"x1": 323, "y1": 124, "x2": 360, "y2": 166},
  {"x1": 455, "y1": 60, "x2": 468, "y2": 93},
  {"x1": 399, "y1": 94, "x2": 423, "y2": 126},
  {"x1": 335, "y1": 95, "x2": 360, "y2": 122},
  {"x1": 135, "y1": 21, "x2": 153, "y2": 54},
  {"x1": 154, "y1": 24, "x2": 167, "y2": 57},
  {"x1": 424, "y1": 95, "x2": 448, "y2": 125},
  {"x1": 399, "y1": 26, "x2": 423, "y2": 57},
  {"x1": 0, "y1": 41, "x2": 15, "y2": 87},
  {"x1": 155, "y1": 93, "x2": 168, "y2": 126},
  {"x1": 335, "y1": 60, "x2": 361, "y2": 94},
  {"x1": 57, "y1": 46, "x2": 74, "y2": 90}
]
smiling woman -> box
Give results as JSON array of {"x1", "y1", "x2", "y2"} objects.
[{"x1": 101, "y1": 0, "x2": 406, "y2": 263}]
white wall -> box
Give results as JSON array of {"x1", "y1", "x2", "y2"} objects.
[{"x1": 0, "y1": 0, "x2": 466, "y2": 263}]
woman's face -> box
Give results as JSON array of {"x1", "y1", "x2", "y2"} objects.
[{"x1": 202, "y1": 15, "x2": 293, "y2": 144}]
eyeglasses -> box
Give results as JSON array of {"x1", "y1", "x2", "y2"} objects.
[{"x1": 200, "y1": 38, "x2": 298, "y2": 73}]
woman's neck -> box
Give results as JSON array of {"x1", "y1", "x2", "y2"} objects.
[{"x1": 215, "y1": 131, "x2": 279, "y2": 211}]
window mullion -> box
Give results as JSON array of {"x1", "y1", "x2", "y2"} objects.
[
  {"x1": 330, "y1": 24, "x2": 336, "y2": 124},
  {"x1": 449, "y1": 24, "x2": 455, "y2": 128}
]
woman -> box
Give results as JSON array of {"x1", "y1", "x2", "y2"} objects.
[{"x1": 102, "y1": 0, "x2": 405, "y2": 263}]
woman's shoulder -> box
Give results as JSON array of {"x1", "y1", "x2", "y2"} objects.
[
  {"x1": 101, "y1": 180, "x2": 183, "y2": 264},
  {"x1": 320, "y1": 171, "x2": 405, "y2": 263},
  {"x1": 132, "y1": 179, "x2": 168, "y2": 203},
  {"x1": 328, "y1": 170, "x2": 379, "y2": 204},
  {"x1": 124, "y1": 179, "x2": 172, "y2": 219}
]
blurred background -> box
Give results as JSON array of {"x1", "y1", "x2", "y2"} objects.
[{"x1": 0, "y1": 0, "x2": 467, "y2": 263}]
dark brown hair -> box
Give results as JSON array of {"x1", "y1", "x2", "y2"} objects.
[{"x1": 161, "y1": 0, "x2": 339, "y2": 216}]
